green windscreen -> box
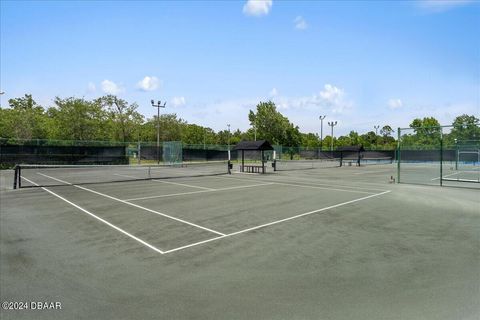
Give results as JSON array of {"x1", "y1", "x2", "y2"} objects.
[{"x1": 163, "y1": 141, "x2": 183, "y2": 165}]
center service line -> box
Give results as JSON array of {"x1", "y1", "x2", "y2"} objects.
[
  {"x1": 21, "y1": 176, "x2": 165, "y2": 254},
  {"x1": 37, "y1": 173, "x2": 226, "y2": 236},
  {"x1": 125, "y1": 183, "x2": 275, "y2": 201},
  {"x1": 163, "y1": 190, "x2": 392, "y2": 254}
]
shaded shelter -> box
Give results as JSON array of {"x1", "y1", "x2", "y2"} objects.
[{"x1": 233, "y1": 140, "x2": 274, "y2": 173}]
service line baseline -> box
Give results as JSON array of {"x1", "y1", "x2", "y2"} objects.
[{"x1": 21, "y1": 173, "x2": 391, "y2": 255}]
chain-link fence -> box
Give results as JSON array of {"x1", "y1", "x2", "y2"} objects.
[{"x1": 397, "y1": 125, "x2": 479, "y2": 187}]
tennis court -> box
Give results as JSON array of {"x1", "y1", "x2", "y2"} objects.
[{"x1": 1, "y1": 162, "x2": 479, "y2": 319}]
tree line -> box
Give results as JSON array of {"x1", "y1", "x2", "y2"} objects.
[{"x1": 1, "y1": 94, "x2": 478, "y2": 149}]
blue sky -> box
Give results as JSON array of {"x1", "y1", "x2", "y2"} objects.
[{"x1": 1, "y1": 0, "x2": 479, "y2": 135}]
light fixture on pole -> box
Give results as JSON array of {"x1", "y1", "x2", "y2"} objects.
[
  {"x1": 319, "y1": 115, "x2": 326, "y2": 151},
  {"x1": 328, "y1": 121, "x2": 338, "y2": 152},
  {"x1": 151, "y1": 99, "x2": 166, "y2": 164}
]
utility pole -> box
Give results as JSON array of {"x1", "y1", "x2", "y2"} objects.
[
  {"x1": 227, "y1": 124, "x2": 231, "y2": 149},
  {"x1": 151, "y1": 100, "x2": 166, "y2": 164},
  {"x1": 319, "y1": 115, "x2": 326, "y2": 151},
  {"x1": 374, "y1": 125, "x2": 380, "y2": 149},
  {"x1": 328, "y1": 121, "x2": 338, "y2": 152}
]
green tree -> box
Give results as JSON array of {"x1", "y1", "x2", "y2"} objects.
[
  {"x1": 322, "y1": 135, "x2": 335, "y2": 150},
  {"x1": 142, "y1": 114, "x2": 186, "y2": 142},
  {"x1": 301, "y1": 133, "x2": 320, "y2": 148},
  {"x1": 181, "y1": 124, "x2": 214, "y2": 145},
  {"x1": 360, "y1": 131, "x2": 377, "y2": 148},
  {"x1": 380, "y1": 125, "x2": 393, "y2": 138},
  {"x1": 95, "y1": 95, "x2": 144, "y2": 142},
  {"x1": 49, "y1": 97, "x2": 107, "y2": 140},
  {"x1": 216, "y1": 129, "x2": 234, "y2": 146},
  {"x1": 448, "y1": 114, "x2": 480, "y2": 145},
  {"x1": 5, "y1": 94, "x2": 48, "y2": 139},
  {"x1": 409, "y1": 117, "x2": 441, "y2": 147},
  {"x1": 248, "y1": 101, "x2": 298, "y2": 146}
]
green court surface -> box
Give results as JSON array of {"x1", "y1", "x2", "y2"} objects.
[{"x1": 1, "y1": 163, "x2": 479, "y2": 319}]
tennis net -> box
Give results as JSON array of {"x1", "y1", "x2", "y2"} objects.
[
  {"x1": 360, "y1": 157, "x2": 393, "y2": 165},
  {"x1": 273, "y1": 158, "x2": 341, "y2": 171},
  {"x1": 14, "y1": 161, "x2": 230, "y2": 188}
]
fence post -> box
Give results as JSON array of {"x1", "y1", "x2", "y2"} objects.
[
  {"x1": 397, "y1": 128, "x2": 401, "y2": 183},
  {"x1": 13, "y1": 166, "x2": 18, "y2": 189},
  {"x1": 439, "y1": 130, "x2": 443, "y2": 186}
]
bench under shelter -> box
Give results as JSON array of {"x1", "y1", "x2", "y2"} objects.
[{"x1": 233, "y1": 140, "x2": 274, "y2": 174}]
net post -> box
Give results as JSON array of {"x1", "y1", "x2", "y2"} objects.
[
  {"x1": 137, "y1": 141, "x2": 141, "y2": 165},
  {"x1": 397, "y1": 127, "x2": 401, "y2": 183},
  {"x1": 13, "y1": 165, "x2": 18, "y2": 189},
  {"x1": 18, "y1": 166, "x2": 21, "y2": 188},
  {"x1": 455, "y1": 141, "x2": 458, "y2": 171}
]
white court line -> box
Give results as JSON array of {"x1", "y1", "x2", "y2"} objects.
[
  {"x1": 21, "y1": 176, "x2": 165, "y2": 254},
  {"x1": 218, "y1": 174, "x2": 390, "y2": 192},
  {"x1": 23, "y1": 174, "x2": 391, "y2": 255},
  {"x1": 124, "y1": 183, "x2": 274, "y2": 201},
  {"x1": 431, "y1": 171, "x2": 461, "y2": 181},
  {"x1": 354, "y1": 170, "x2": 393, "y2": 175},
  {"x1": 114, "y1": 172, "x2": 216, "y2": 190},
  {"x1": 272, "y1": 182, "x2": 375, "y2": 195},
  {"x1": 126, "y1": 189, "x2": 211, "y2": 201},
  {"x1": 37, "y1": 173, "x2": 226, "y2": 236},
  {"x1": 163, "y1": 190, "x2": 391, "y2": 254},
  {"x1": 443, "y1": 178, "x2": 480, "y2": 182},
  {"x1": 216, "y1": 175, "x2": 380, "y2": 194},
  {"x1": 151, "y1": 179, "x2": 215, "y2": 190}
]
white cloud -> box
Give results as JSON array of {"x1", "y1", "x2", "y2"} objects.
[
  {"x1": 243, "y1": 0, "x2": 272, "y2": 17},
  {"x1": 101, "y1": 80, "x2": 123, "y2": 95},
  {"x1": 388, "y1": 98, "x2": 403, "y2": 110},
  {"x1": 269, "y1": 88, "x2": 278, "y2": 97},
  {"x1": 87, "y1": 82, "x2": 96, "y2": 93},
  {"x1": 171, "y1": 96, "x2": 186, "y2": 107},
  {"x1": 136, "y1": 76, "x2": 160, "y2": 91},
  {"x1": 417, "y1": 0, "x2": 473, "y2": 13},
  {"x1": 271, "y1": 84, "x2": 353, "y2": 115},
  {"x1": 294, "y1": 16, "x2": 307, "y2": 30},
  {"x1": 319, "y1": 84, "x2": 344, "y2": 104}
]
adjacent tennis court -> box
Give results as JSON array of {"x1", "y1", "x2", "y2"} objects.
[{"x1": 1, "y1": 162, "x2": 478, "y2": 319}]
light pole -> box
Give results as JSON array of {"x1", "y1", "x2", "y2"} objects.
[
  {"x1": 151, "y1": 99, "x2": 166, "y2": 164},
  {"x1": 328, "y1": 121, "x2": 337, "y2": 152},
  {"x1": 319, "y1": 115, "x2": 326, "y2": 151},
  {"x1": 374, "y1": 125, "x2": 380, "y2": 149},
  {"x1": 227, "y1": 124, "x2": 231, "y2": 149},
  {"x1": 454, "y1": 138, "x2": 458, "y2": 170}
]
